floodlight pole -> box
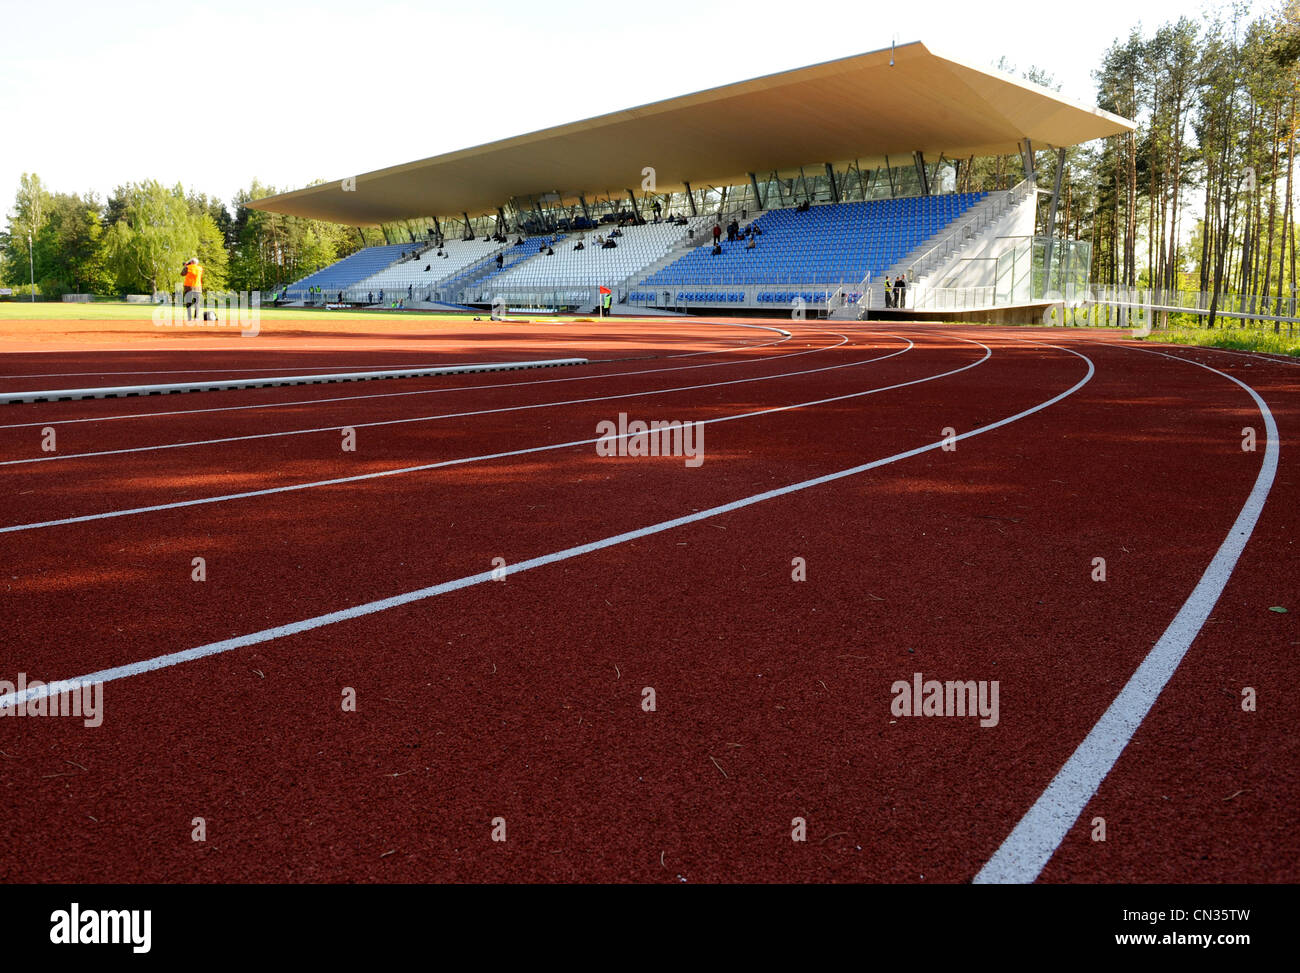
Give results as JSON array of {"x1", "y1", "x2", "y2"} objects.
[{"x1": 28, "y1": 232, "x2": 35, "y2": 302}]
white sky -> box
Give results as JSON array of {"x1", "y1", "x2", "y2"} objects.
[{"x1": 0, "y1": 0, "x2": 1275, "y2": 222}]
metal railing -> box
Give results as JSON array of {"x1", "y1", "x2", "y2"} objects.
[
  {"x1": 903, "y1": 180, "x2": 1033, "y2": 282},
  {"x1": 911, "y1": 285, "x2": 997, "y2": 311}
]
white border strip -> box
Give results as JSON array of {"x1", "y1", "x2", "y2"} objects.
[
  {"x1": 0, "y1": 344, "x2": 1093, "y2": 709},
  {"x1": 974, "y1": 348, "x2": 1279, "y2": 884},
  {"x1": 0, "y1": 359, "x2": 588, "y2": 405}
]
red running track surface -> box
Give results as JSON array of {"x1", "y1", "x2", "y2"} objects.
[{"x1": 0, "y1": 318, "x2": 1294, "y2": 883}]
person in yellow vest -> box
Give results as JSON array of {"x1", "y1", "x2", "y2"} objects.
[{"x1": 182, "y1": 258, "x2": 203, "y2": 321}]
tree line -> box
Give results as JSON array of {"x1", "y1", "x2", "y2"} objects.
[
  {"x1": 959, "y1": 2, "x2": 1298, "y2": 322},
  {"x1": 0, "y1": 177, "x2": 368, "y2": 298}
]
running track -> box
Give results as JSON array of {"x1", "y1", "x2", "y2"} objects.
[{"x1": 0, "y1": 319, "x2": 1294, "y2": 883}]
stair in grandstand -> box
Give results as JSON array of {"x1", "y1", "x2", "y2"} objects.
[
  {"x1": 347, "y1": 237, "x2": 510, "y2": 304},
  {"x1": 285, "y1": 243, "x2": 410, "y2": 302},
  {"x1": 455, "y1": 234, "x2": 569, "y2": 304},
  {"x1": 477, "y1": 223, "x2": 697, "y2": 308},
  {"x1": 619, "y1": 216, "x2": 718, "y2": 287},
  {"x1": 863, "y1": 180, "x2": 1035, "y2": 310}
]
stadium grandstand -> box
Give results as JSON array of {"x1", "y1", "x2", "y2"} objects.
[{"x1": 251, "y1": 41, "x2": 1132, "y2": 320}]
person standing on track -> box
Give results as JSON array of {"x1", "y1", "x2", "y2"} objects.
[{"x1": 182, "y1": 258, "x2": 203, "y2": 321}]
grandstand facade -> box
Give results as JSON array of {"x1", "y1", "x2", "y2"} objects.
[{"x1": 252, "y1": 42, "x2": 1131, "y2": 320}]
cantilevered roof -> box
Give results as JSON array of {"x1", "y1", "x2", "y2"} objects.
[{"x1": 250, "y1": 41, "x2": 1133, "y2": 225}]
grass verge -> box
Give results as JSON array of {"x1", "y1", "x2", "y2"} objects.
[{"x1": 1136, "y1": 325, "x2": 1300, "y2": 357}]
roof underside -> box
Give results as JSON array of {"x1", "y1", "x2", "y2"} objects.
[{"x1": 250, "y1": 41, "x2": 1133, "y2": 225}]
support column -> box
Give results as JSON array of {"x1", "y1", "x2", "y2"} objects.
[
  {"x1": 578, "y1": 194, "x2": 592, "y2": 224},
  {"x1": 1043, "y1": 146, "x2": 1066, "y2": 291},
  {"x1": 1021, "y1": 140, "x2": 1037, "y2": 182},
  {"x1": 462, "y1": 212, "x2": 474, "y2": 240},
  {"x1": 684, "y1": 182, "x2": 697, "y2": 216},
  {"x1": 825, "y1": 163, "x2": 840, "y2": 203},
  {"x1": 625, "y1": 188, "x2": 641, "y2": 221},
  {"x1": 749, "y1": 172, "x2": 764, "y2": 210},
  {"x1": 914, "y1": 152, "x2": 930, "y2": 196},
  {"x1": 884, "y1": 156, "x2": 895, "y2": 196}
]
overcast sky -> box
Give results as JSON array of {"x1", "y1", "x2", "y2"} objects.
[{"x1": 0, "y1": 0, "x2": 1274, "y2": 220}]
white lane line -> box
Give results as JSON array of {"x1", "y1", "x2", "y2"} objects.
[
  {"x1": 0, "y1": 333, "x2": 874, "y2": 466},
  {"x1": 0, "y1": 331, "x2": 811, "y2": 431},
  {"x1": 0, "y1": 359, "x2": 589, "y2": 405},
  {"x1": 974, "y1": 348, "x2": 1279, "y2": 885},
  {"x1": 0, "y1": 334, "x2": 940, "y2": 533},
  {"x1": 0, "y1": 345, "x2": 1093, "y2": 708}
]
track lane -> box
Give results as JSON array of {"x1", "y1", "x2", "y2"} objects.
[
  {"x1": 0, "y1": 325, "x2": 1285, "y2": 883},
  {"x1": 0, "y1": 328, "x2": 910, "y2": 527}
]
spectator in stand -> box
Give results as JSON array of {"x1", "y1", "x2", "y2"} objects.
[
  {"x1": 711, "y1": 243, "x2": 722, "y2": 256},
  {"x1": 712, "y1": 222, "x2": 722, "y2": 245},
  {"x1": 368, "y1": 291, "x2": 374, "y2": 304},
  {"x1": 894, "y1": 275, "x2": 907, "y2": 308},
  {"x1": 546, "y1": 246, "x2": 555, "y2": 255},
  {"x1": 574, "y1": 240, "x2": 585, "y2": 251},
  {"x1": 378, "y1": 289, "x2": 385, "y2": 303},
  {"x1": 496, "y1": 252, "x2": 504, "y2": 269},
  {"x1": 746, "y1": 235, "x2": 756, "y2": 250},
  {"x1": 602, "y1": 239, "x2": 616, "y2": 249}
]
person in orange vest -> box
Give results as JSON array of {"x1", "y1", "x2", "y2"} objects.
[{"x1": 182, "y1": 258, "x2": 203, "y2": 321}]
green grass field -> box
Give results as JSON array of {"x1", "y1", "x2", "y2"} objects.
[{"x1": 1138, "y1": 325, "x2": 1300, "y2": 358}]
